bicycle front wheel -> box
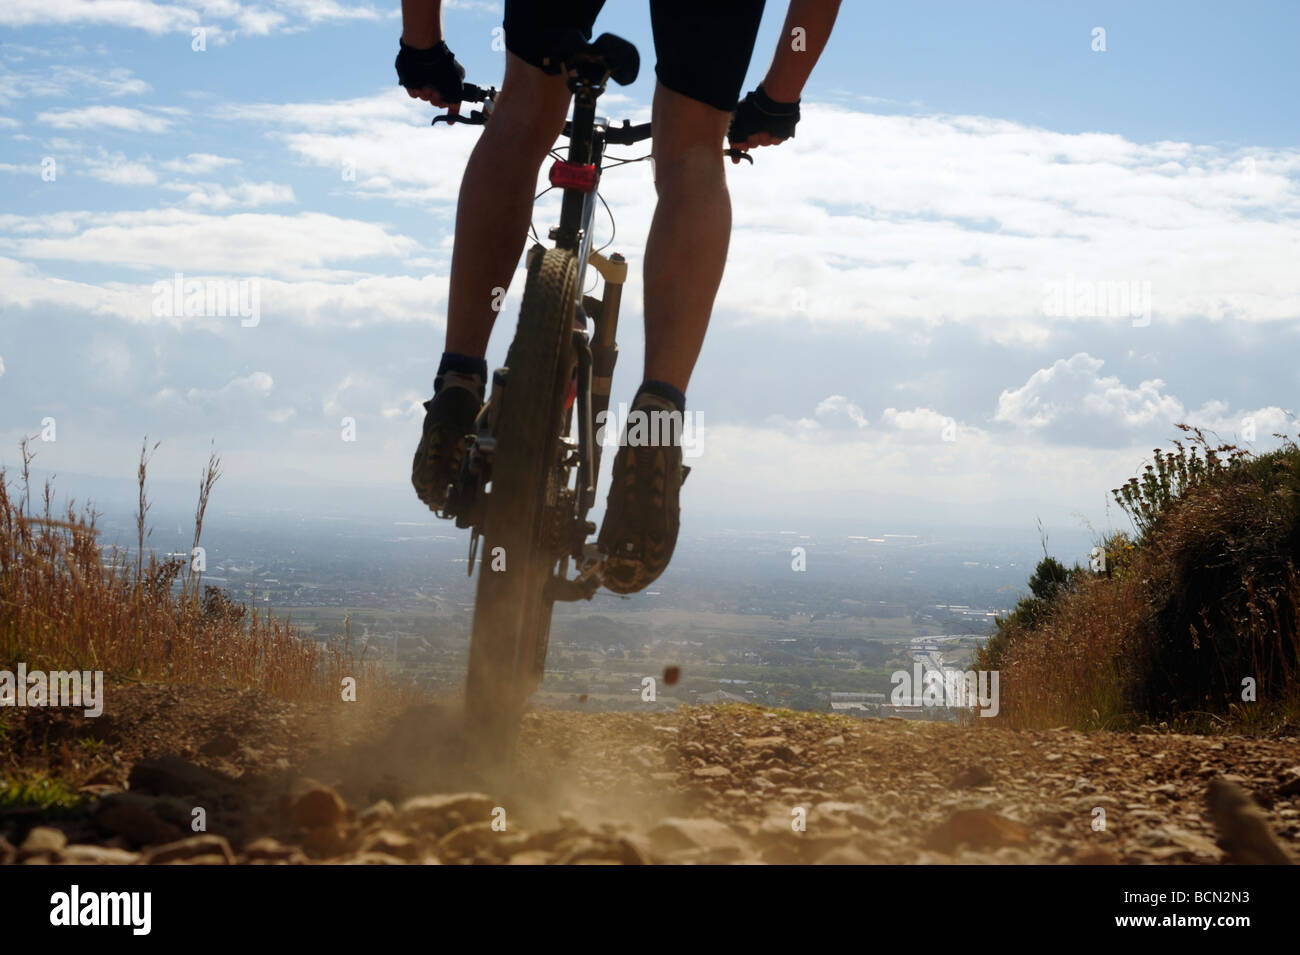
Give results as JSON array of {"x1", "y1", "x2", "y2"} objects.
[{"x1": 464, "y1": 246, "x2": 577, "y2": 758}]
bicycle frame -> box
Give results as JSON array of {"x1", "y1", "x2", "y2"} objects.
[
  {"x1": 543, "y1": 70, "x2": 634, "y2": 552},
  {"x1": 441, "y1": 65, "x2": 644, "y2": 599}
]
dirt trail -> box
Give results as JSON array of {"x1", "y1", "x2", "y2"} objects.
[{"x1": 3, "y1": 687, "x2": 1298, "y2": 864}]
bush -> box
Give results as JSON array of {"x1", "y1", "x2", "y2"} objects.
[
  {"x1": 986, "y1": 427, "x2": 1300, "y2": 733},
  {"x1": 976, "y1": 556, "x2": 1085, "y2": 673}
]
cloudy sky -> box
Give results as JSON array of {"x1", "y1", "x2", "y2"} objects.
[{"x1": 1, "y1": 0, "x2": 1297, "y2": 544}]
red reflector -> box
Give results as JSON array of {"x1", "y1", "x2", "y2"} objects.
[{"x1": 549, "y1": 160, "x2": 599, "y2": 193}]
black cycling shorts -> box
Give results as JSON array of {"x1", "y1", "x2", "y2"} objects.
[{"x1": 503, "y1": 0, "x2": 767, "y2": 113}]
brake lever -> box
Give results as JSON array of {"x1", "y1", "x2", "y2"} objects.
[
  {"x1": 723, "y1": 147, "x2": 753, "y2": 165},
  {"x1": 432, "y1": 110, "x2": 487, "y2": 128}
]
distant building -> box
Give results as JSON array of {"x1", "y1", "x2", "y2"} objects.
[
  {"x1": 829, "y1": 692, "x2": 886, "y2": 717},
  {"x1": 697, "y1": 690, "x2": 747, "y2": 704},
  {"x1": 880, "y1": 704, "x2": 929, "y2": 720}
]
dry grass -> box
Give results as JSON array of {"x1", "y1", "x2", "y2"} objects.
[
  {"x1": 990, "y1": 570, "x2": 1145, "y2": 730},
  {"x1": 0, "y1": 438, "x2": 422, "y2": 705},
  {"x1": 989, "y1": 433, "x2": 1300, "y2": 734}
]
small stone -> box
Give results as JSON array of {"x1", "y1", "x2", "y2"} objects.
[
  {"x1": 199, "y1": 733, "x2": 239, "y2": 757},
  {"x1": 128, "y1": 757, "x2": 237, "y2": 800},
  {"x1": 92, "y1": 792, "x2": 186, "y2": 846},
  {"x1": 617, "y1": 834, "x2": 654, "y2": 865},
  {"x1": 302, "y1": 824, "x2": 350, "y2": 856},
  {"x1": 61, "y1": 845, "x2": 140, "y2": 865},
  {"x1": 291, "y1": 786, "x2": 348, "y2": 830},
  {"x1": 950, "y1": 765, "x2": 993, "y2": 789},
  {"x1": 399, "y1": 793, "x2": 495, "y2": 835},
  {"x1": 144, "y1": 834, "x2": 235, "y2": 865},
  {"x1": 816, "y1": 845, "x2": 872, "y2": 865},
  {"x1": 648, "y1": 818, "x2": 750, "y2": 855},
  {"x1": 692, "y1": 766, "x2": 731, "y2": 779},
  {"x1": 556, "y1": 839, "x2": 621, "y2": 865},
  {"x1": 1073, "y1": 846, "x2": 1120, "y2": 865},
  {"x1": 437, "y1": 821, "x2": 499, "y2": 858},
  {"x1": 361, "y1": 829, "x2": 421, "y2": 861},
  {"x1": 358, "y1": 800, "x2": 395, "y2": 826},
  {"x1": 927, "y1": 810, "x2": 1029, "y2": 852},
  {"x1": 344, "y1": 852, "x2": 407, "y2": 865},
  {"x1": 19, "y1": 827, "x2": 67, "y2": 857},
  {"x1": 242, "y1": 837, "x2": 304, "y2": 863}
]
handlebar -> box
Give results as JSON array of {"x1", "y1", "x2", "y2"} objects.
[
  {"x1": 581, "y1": 118, "x2": 652, "y2": 146},
  {"x1": 432, "y1": 81, "x2": 745, "y2": 161},
  {"x1": 446, "y1": 84, "x2": 651, "y2": 145}
]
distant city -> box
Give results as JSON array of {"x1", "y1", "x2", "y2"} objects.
[{"x1": 33, "y1": 467, "x2": 1101, "y2": 715}]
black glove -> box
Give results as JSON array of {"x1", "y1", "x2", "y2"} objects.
[
  {"x1": 395, "y1": 39, "x2": 465, "y2": 103},
  {"x1": 728, "y1": 86, "x2": 800, "y2": 144}
]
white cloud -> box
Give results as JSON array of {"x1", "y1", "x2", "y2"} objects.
[
  {"x1": 720, "y1": 109, "x2": 1300, "y2": 331},
  {"x1": 154, "y1": 371, "x2": 275, "y2": 410},
  {"x1": 235, "y1": 93, "x2": 1300, "y2": 335},
  {"x1": 166, "y1": 180, "x2": 296, "y2": 209},
  {"x1": 2, "y1": 209, "x2": 416, "y2": 278},
  {"x1": 1, "y1": 0, "x2": 198, "y2": 34},
  {"x1": 83, "y1": 149, "x2": 158, "y2": 185},
  {"x1": 0, "y1": 0, "x2": 379, "y2": 38},
  {"x1": 0, "y1": 64, "x2": 150, "y2": 104},
  {"x1": 995, "y1": 352, "x2": 1293, "y2": 446},
  {"x1": 159, "y1": 153, "x2": 241, "y2": 174},
  {"x1": 37, "y1": 105, "x2": 174, "y2": 133},
  {"x1": 0, "y1": 254, "x2": 447, "y2": 328},
  {"x1": 228, "y1": 93, "x2": 488, "y2": 204},
  {"x1": 812, "y1": 395, "x2": 869, "y2": 430},
  {"x1": 778, "y1": 399, "x2": 957, "y2": 445},
  {"x1": 879, "y1": 407, "x2": 956, "y2": 443}
]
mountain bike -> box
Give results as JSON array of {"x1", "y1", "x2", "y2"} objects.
[{"x1": 431, "y1": 34, "x2": 651, "y2": 757}]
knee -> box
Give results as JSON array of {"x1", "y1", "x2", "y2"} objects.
[
  {"x1": 653, "y1": 142, "x2": 726, "y2": 195},
  {"x1": 479, "y1": 107, "x2": 565, "y2": 166},
  {"x1": 481, "y1": 55, "x2": 571, "y2": 161},
  {"x1": 651, "y1": 86, "x2": 729, "y2": 192}
]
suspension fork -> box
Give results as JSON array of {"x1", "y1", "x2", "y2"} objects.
[{"x1": 586, "y1": 250, "x2": 626, "y2": 487}]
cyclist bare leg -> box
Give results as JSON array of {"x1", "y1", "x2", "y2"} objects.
[
  {"x1": 445, "y1": 53, "x2": 572, "y2": 357},
  {"x1": 597, "y1": 81, "x2": 729, "y2": 592},
  {"x1": 641, "y1": 81, "x2": 732, "y2": 394},
  {"x1": 413, "y1": 52, "x2": 570, "y2": 511}
]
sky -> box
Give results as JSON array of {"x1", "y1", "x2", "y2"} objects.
[{"x1": 1, "y1": 0, "x2": 1298, "y2": 549}]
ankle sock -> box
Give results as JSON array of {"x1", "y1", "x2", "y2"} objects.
[
  {"x1": 627, "y1": 380, "x2": 687, "y2": 448},
  {"x1": 435, "y1": 352, "x2": 487, "y2": 398},
  {"x1": 634, "y1": 378, "x2": 686, "y2": 413}
]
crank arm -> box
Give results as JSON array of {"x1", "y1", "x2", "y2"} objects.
[{"x1": 545, "y1": 574, "x2": 600, "y2": 603}]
